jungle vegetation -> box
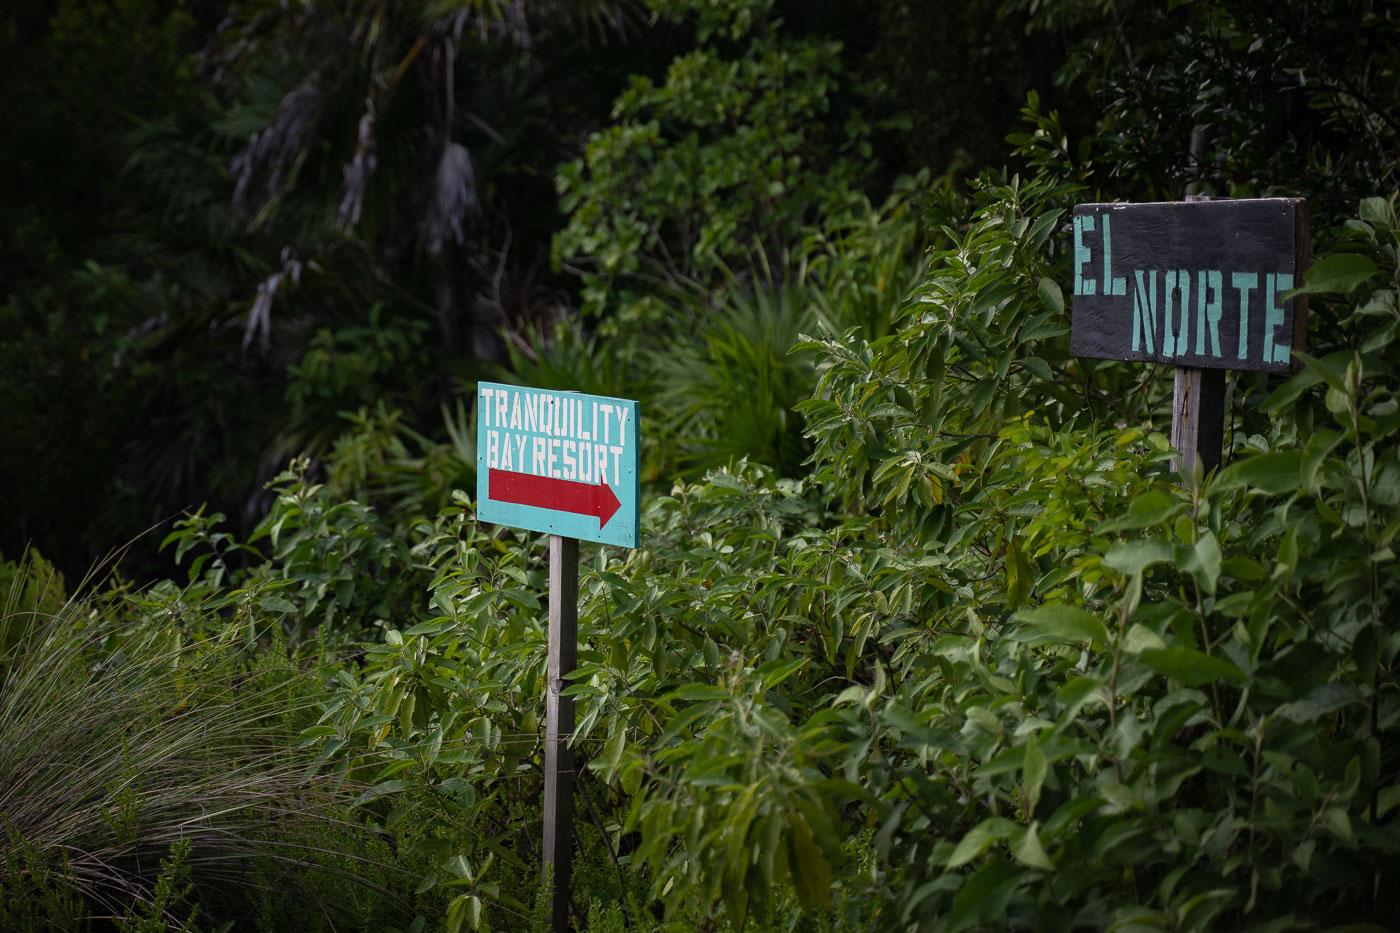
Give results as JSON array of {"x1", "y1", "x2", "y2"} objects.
[{"x1": 2, "y1": 0, "x2": 1398, "y2": 930}]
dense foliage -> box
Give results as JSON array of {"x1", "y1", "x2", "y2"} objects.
[{"x1": 3, "y1": 0, "x2": 1400, "y2": 930}]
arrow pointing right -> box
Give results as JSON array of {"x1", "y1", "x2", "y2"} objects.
[{"x1": 488, "y1": 469, "x2": 622, "y2": 529}]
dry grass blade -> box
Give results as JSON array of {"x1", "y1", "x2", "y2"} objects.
[{"x1": 0, "y1": 585, "x2": 410, "y2": 925}]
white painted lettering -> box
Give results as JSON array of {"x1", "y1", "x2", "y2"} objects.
[
  {"x1": 479, "y1": 387, "x2": 494, "y2": 427},
  {"x1": 599, "y1": 404, "x2": 612, "y2": 443},
  {"x1": 579, "y1": 442, "x2": 593, "y2": 481}
]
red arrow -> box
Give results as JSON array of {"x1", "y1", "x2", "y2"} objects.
[{"x1": 488, "y1": 468, "x2": 622, "y2": 529}]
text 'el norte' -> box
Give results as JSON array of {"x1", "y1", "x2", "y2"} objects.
[
  {"x1": 475, "y1": 382, "x2": 640, "y2": 549},
  {"x1": 1069, "y1": 199, "x2": 1307, "y2": 373}
]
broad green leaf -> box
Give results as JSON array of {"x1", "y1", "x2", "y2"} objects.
[
  {"x1": 1020, "y1": 355, "x2": 1053, "y2": 381},
  {"x1": 1058, "y1": 676, "x2": 1105, "y2": 720},
  {"x1": 1293, "y1": 350, "x2": 1348, "y2": 393},
  {"x1": 1177, "y1": 530, "x2": 1222, "y2": 595},
  {"x1": 946, "y1": 817, "x2": 1015, "y2": 868},
  {"x1": 1036, "y1": 277, "x2": 1064, "y2": 316},
  {"x1": 1123, "y1": 623, "x2": 1166, "y2": 654},
  {"x1": 353, "y1": 779, "x2": 413, "y2": 805},
  {"x1": 1006, "y1": 536, "x2": 1033, "y2": 610},
  {"x1": 601, "y1": 727, "x2": 626, "y2": 783},
  {"x1": 788, "y1": 814, "x2": 834, "y2": 910},
  {"x1": 1293, "y1": 253, "x2": 1379, "y2": 296},
  {"x1": 1009, "y1": 822, "x2": 1055, "y2": 870},
  {"x1": 1320, "y1": 807, "x2": 1352, "y2": 843},
  {"x1": 258, "y1": 596, "x2": 297, "y2": 614},
  {"x1": 1215, "y1": 451, "x2": 1302, "y2": 494},
  {"x1": 1097, "y1": 490, "x2": 1183, "y2": 533},
  {"x1": 1261, "y1": 368, "x2": 1322, "y2": 413},
  {"x1": 444, "y1": 893, "x2": 482, "y2": 933},
  {"x1": 1103, "y1": 539, "x2": 1174, "y2": 576},
  {"x1": 1360, "y1": 196, "x2": 1397, "y2": 230},
  {"x1": 947, "y1": 858, "x2": 1023, "y2": 933},
  {"x1": 1023, "y1": 735, "x2": 1046, "y2": 814},
  {"x1": 674, "y1": 684, "x2": 730, "y2": 702},
  {"x1": 446, "y1": 854, "x2": 474, "y2": 881},
  {"x1": 1139, "y1": 647, "x2": 1246, "y2": 686},
  {"x1": 882, "y1": 701, "x2": 940, "y2": 747},
  {"x1": 758, "y1": 656, "x2": 807, "y2": 690},
  {"x1": 1279, "y1": 682, "x2": 1356, "y2": 722},
  {"x1": 1013, "y1": 604, "x2": 1109, "y2": 648},
  {"x1": 297, "y1": 724, "x2": 339, "y2": 745},
  {"x1": 1378, "y1": 785, "x2": 1400, "y2": 818},
  {"x1": 398, "y1": 690, "x2": 416, "y2": 739},
  {"x1": 1302, "y1": 429, "x2": 1344, "y2": 491}
]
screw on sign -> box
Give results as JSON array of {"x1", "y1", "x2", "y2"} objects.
[
  {"x1": 475, "y1": 382, "x2": 640, "y2": 933},
  {"x1": 1069, "y1": 198, "x2": 1309, "y2": 476}
]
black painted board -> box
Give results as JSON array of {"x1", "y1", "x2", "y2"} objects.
[{"x1": 1070, "y1": 199, "x2": 1308, "y2": 373}]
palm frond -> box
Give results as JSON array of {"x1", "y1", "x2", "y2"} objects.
[
  {"x1": 231, "y1": 83, "x2": 325, "y2": 225},
  {"x1": 424, "y1": 141, "x2": 480, "y2": 255}
]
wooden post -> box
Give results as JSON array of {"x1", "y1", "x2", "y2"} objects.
[
  {"x1": 1170, "y1": 366, "x2": 1226, "y2": 478},
  {"x1": 1171, "y1": 193, "x2": 1227, "y2": 482},
  {"x1": 543, "y1": 534, "x2": 579, "y2": 933}
]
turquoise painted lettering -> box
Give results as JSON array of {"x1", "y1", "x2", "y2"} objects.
[
  {"x1": 1132, "y1": 269, "x2": 1157, "y2": 354},
  {"x1": 1265, "y1": 273, "x2": 1293, "y2": 364},
  {"x1": 1102, "y1": 214, "x2": 1127, "y2": 296},
  {"x1": 1163, "y1": 270, "x2": 1190, "y2": 358},
  {"x1": 1196, "y1": 270, "x2": 1223, "y2": 357},
  {"x1": 1232, "y1": 272, "x2": 1258, "y2": 360},
  {"x1": 1074, "y1": 215, "x2": 1097, "y2": 296}
]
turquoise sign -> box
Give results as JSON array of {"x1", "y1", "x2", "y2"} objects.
[{"x1": 475, "y1": 382, "x2": 640, "y2": 548}]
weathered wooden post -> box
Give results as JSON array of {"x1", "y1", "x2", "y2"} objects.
[
  {"x1": 476, "y1": 382, "x2": 640, "y2": 933},
  {"x1": 543, "y1": 533, "x2": 578, "y2": 932},
  {"x1": 1069, "y1": 198, "x2": 1308, "y2": 476}
]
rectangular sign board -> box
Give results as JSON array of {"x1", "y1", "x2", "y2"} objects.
[
  {"x1": 476, "y1": 382, "x2": 640, "y2": 548},
  {"x1": 1070, "y1": 199, "x2": 1308, "y2": 373}
]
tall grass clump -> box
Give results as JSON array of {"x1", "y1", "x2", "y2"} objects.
[{"x1": 0, "y1": 571, "x2": 403, "y2": 929}]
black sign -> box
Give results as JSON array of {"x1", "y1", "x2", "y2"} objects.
[{"x1": 1070, "y1": 199, "x2": 1308, "y2": 373}]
